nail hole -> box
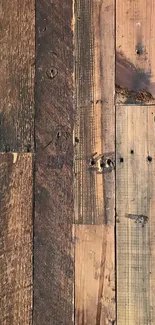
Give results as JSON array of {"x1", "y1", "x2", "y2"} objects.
[
  {"x1": 75, "y1": 137, "x2": 79, "y2": 143},
  {"x1": 130, "y1": 149, "x2": 134, "y2": 154},
  {"x1": 26, "y1": 144, "x2": 31, "y2": 152},
  {"x1": 90, "y1": 158, "x2": 95, "y2": 166},
  {"x1": 106, "y1": 158, "x2": 113, "y2": 167},
  {"x1": 147, "y1": 155, "x2": 152, "y2": 162},
  {"x1": 120, "y1": 157, "x2": 124, "y2": 163},
  {"x1": 56, "y1": 132, "x2": 61, "y2": 139},
  {"x1": 46, "y1": 67, "x2": 58, "y2": 79}
]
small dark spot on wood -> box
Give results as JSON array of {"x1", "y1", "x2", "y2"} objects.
[
  {"x1": 46, "y1": 67, "x2": 58, "y2": 79},
  {"x1": 56, "y1": 131, "x2": 61, "y2": 139},
  {"x1": 147, "y1": 155, "x2": 152, "y2": 162},
  {"x1": 75, "y1": 137, "x2": 79, "y2": 143},
  {"x1": 43, "y1": 26, "x2": 47, "y2": 32},
  {"x1": 136, "y1": 43, "x2": 143, "y2": 56},
  {"x1": 77, "y1": 16, "x2": 81, "y2": 20},
  {"x1": 120, "y1": 157, "x2": 124, "y2": 163},
  {"x1": 4, "y1": 144, "x2": 10, "y2": 152},
  {"x1": 90, "y1": 158, "x2": 95, "y2": 166},
  {"x1": 90, "y1": 100, "x2": 94, "y2": 103},
  {"x1": 26, "y1": 144, "x2": 31, "y2": 152},
  {"x1": 130, "y1": 149, "x2": 134, "y2": 154},
  {"x1": 96, "y1": 99, "x2": 103, "y2": 104}
]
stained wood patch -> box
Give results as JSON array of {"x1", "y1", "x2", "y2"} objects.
[
  {"x1": 0, "y1": 0, "x2": 35, "y2": 151},
  {"x1": 0, "y1": 153, "x2": 33, "y2": 324},
  {"x1": 74, "y1": 225, "x2": 115, "y2": 325},
  {"x1": 74, "y1": 0, "x2": 115, "y2": 224},
  {"x1": 116, "y1": 106, "x2": 155, "y2": 324},
  {"x1": 116, "y1": 0, "x2": 155, "y2": 104},
  {"x1": 34, "y1": 1, "x2": 73, "y2": 324}
]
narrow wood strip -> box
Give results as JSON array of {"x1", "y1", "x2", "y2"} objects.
[
  {"x1": 74, "y1": 225, "x2": 115, "y2": 325},
  {"x1": 116, "y1": 106, "x2": 155, "y2": 324},
  {"x1": 0, "y1": 153, "x2": 33, "y2": 324},
  {"x1": 0, "y1": 0, "x2": 35, "y2": 152},
  {"x1": 74, "y1": 0, "x2": 115, "y2": 224},
  {"x1": 34, "y1": 1, "x2": 74, "y2": 324},
  {"x1": 116, "y1": 0, "x2": 155, "y2": 104}
]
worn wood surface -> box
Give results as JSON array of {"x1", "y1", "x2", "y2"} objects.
[
  {"x1": 74, "y1": 0, "x2": 115, "y2": 224},
  {"x1": 0, "y1": 0, "x2": 35, "y2": 152},
  {"x1": 116, "y1": 0, "x2": 155, "y2": 104},
  {"x1": 74, "y1": 225, "x2": 115, "y2": 325},
  {"x1": 0, "y1": 153, "x2": 33, "y2": 325},
  {"x1": 34, "y1": 1, "x2": 74, "y2": 324},
  {"x1": 116, "y1": 106, "x2": 155, "y2": 324}
]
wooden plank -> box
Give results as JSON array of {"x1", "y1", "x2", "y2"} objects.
[
  {"x1": 74, "y1": 225, "x2": 115, "y2": 325},
  {"x1": 116, "y1": 106, "x2": 155, "y2": 324},
  {"x1": 0, "y1": 0, "x2": 35, "y2": 152},
  {"x1": 34, "y1": 1, "x2": 73, "y2": 324},
  {"x1": 74, "y1": 0, "x2": 115, "y2": 224},
  {"x1": 116, "y1": 0, "x2": 155, "y2": 104},
  {"x1": 0, "y1": 153, "x2": 33, "y2": 324}
]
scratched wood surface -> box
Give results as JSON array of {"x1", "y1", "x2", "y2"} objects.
[
  {"x1": 0, "y1": 153, "x2": 33, "y2": 325},
  {"x1": 0, "y1": 0, "x2": 35, "y2": 152},
  {"x1": 116, "y1": 106, "x2": 155, "y2": 324},
  {"x1": 34, "y1": 1, "x2": 74, "y2": 325},
  {"x1": 74, "y1": 225, "x2": 115, "y2": 325},
  {"x1": 116, "y1": 0, "x2": 155, "y2": 104},
  {"x1": 74, "y1": 0, "x2": 115, "y2": 224}
]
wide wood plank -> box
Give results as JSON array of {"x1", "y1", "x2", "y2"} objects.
[
  {"x1": 116, "y1": 0, "x2": 155, "y2": 104},
  {"x1": 74, "y1": 225, "x2": 115, "y2": 325},
  {"x1": 116, "y1": 106, "x2": 155, "y2": 324},
  {"x1": 34, "y1": 1, "x2": 73, "y2": 324},
  {"x1": 74, "y1": 0, "x2": 115, "y2": 224},
  {"x1": 0, "y1": 0, "x2": 35, "y2": 152},
  {"x1": 0, "y1": 153, "x2": 33, "y2": 325}
]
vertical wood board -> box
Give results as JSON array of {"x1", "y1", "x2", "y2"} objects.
[
  {"x1": 74, "y1": 0, "x2": 115, "y2": 224},
  {"x1": 74, "y1": 225, "x2": 115, "y2": 325},
  {"x1": 116, "y1": 106, "x2": 155, "y2": 324},
  {"x1": 116, "y1": 0, "x2": 155, "y2": 104},
  {"x1": 0, "y1": 0, "x2": 35, "y2": 151},
  {"x1": 0, "y1": 153, "x2": 33, "y2": 325}
]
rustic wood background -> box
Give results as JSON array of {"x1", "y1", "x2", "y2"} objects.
[{"x1": 0, "y1": 0, "x2": 155, "y2": 324}]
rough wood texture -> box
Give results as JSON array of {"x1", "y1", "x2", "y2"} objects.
[
  {"x1": 74, "y1": 0, "x2": 115, "y2": 224},
  {"x1": 34, "y1": 1, "x2": 73, "y2": 324},
  {"x1": 0, "y1": 0, "x2": 35, "y2": 152},
  {"x1": 116, "y1": 106, "x2": 155, "y2": 324},
  {"x1": 0, "y1": 153, "x2": 33, "y2": 325},
  {"x1": 74, "y1": 225, "x2": 115, "y2": 325},
  {"x1": 116, "y1": 0, "x2": 155, "y2": 104}
]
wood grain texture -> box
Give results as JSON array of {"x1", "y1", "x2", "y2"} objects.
[
  {"x1": 74, "y1": 0, "x2": 115, "y2": 224},
  {"x1": 74, "y1": 225, "x2": 115, "y2": 325},
  {"x1": 0, "y1": 153, "x2": 33, "y2": 325},
  {"x1": 34, "y1": 1, "x2": 74, "y2": 324},
  {"x1": 116, "y1": 0, "x2": 155, "y2": 104},
  {"x1": 0, "y1": 0, "x2": 35, "y2": 152},
  {"x1": 116, "y1": 106, "x2": 155, "y2": 324}
]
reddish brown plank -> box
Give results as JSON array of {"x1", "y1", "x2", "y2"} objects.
[
  {"x1": 34, "y1": 1, "x2": 74, "y2": 324},
  {"x1": 0, "y1": 153, "x2": 33, "y2": 325}
]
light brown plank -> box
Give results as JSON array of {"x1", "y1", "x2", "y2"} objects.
[
  {"x1": 74, "y1": 225, "x2": 115, "y2": 325},
  {"x1": 74, "y1": 0, "x2": 115, "y2": 224},
  {"x1": 0, "y1": 0, "x2": 35, "y2": 151},
  {"x1": 116, "y1": 106, "x2": 155, "y2": 324},
  {"x1": 116, "y1": 0, "x2": 155, "y2": 104},
  {"x1": 0, "y1": 153, "x2": 33, "y2": 324}
]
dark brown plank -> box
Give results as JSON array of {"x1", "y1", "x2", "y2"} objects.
[
  {"x1": 0, "y1": 0, "x2": 35, "y2": 152},
  {"x1": 0, "y1": 153, "x2": 33, "y2": 324},
  {"x1": 34, "y1": 1, "x2": 74, "y2": 324}
]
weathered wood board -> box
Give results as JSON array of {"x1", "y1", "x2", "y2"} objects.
[
  {"x1": 0, "y1": 153, "x2": 33, "y2": 325},
  {"x1": 34, "y1": 1, "x2": 74, "y2": 324},
  {"x1": 0, "y1": 0, "x2": 35, "y2": 152},
  {"x1": 74, "y1": 225, "x2": 115, "y2": 325},
  {"x1": 116, "y1": 0, "x2": 155, "y2": 104},
  {"x1": 74, "y1": 0, "x2": 115, "y2": 224},
  {"x1": 116, "y1": 106, "x2": 155, "y2": 324}
]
